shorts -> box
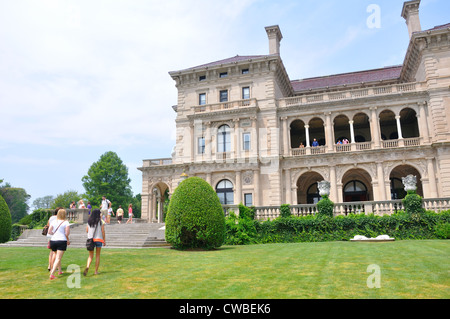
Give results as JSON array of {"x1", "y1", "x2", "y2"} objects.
[
  {"x1": 94, "y1": 242, "x2": 103, "y2": 248},
  {"x1": 117, "y1": 216, "x2": 123, "y2": 221},
  {"x1": 50, "y1": 240, "x2": 67, "y2": 251}
]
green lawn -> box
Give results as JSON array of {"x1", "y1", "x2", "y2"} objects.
[{"x1": 0, "y1": 240, "x2": 449, "y2": 299}]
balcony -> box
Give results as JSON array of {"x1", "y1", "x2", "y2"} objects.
[
  {"x1": 193, "y1": 98, "x2": 257, "y2": 113},
  {"x1": 290, "y1": 137, "x2": 421, "y2": 156},
  {"x1": 278, "y1": 82, "x2": 427, "y2": 108},
  {"x1": 142, "y1": 158, "x2": 173, "y2": 167}
]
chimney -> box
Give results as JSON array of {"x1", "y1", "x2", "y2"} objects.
[
  {"x1": 401, "y1": 0, "x2": 422, "y2": 39},
  {"x1": 265, "y1": 25, "x2": 283, "y2": 55}
]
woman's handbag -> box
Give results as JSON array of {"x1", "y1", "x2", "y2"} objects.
[
  {"x1": 42, "y1": 225, "x2": 49, "y2": 236},
  {"x1": 86, "y1": 222, "x2": 99, "y2": 251},
  {"x1": 86, "y1": 238, "x2": 95, "y2": 251}
]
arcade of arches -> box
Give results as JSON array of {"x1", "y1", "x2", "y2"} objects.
[
  {"x1": 147, "y1": 164, "x2": 424, "y2": 221},
  {"x1": 289, "y1": 107, "x2": 419, "y2": 148}
]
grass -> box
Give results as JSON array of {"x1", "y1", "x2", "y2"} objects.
[{"x1": 0, "y1": 240, "x2": 449, "y2": 299}]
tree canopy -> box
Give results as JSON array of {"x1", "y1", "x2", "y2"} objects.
[
  {"x1": 0, "y1": 181, "x2": 30, "y2": 224},
  {"x1": 82, "y1": 151, "x2": 133, "y2": 209}
]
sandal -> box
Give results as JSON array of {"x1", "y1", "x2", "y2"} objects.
[
  {"x1": 49, "y1": 275, "x2": 55, "y2": 280},
  {"x1": 83, "y1": 268, "x2": 89, "y2": 276}
]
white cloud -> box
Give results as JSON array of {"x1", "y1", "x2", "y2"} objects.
[{"x1": 0, "y1": 0, "x2": 258, "y2": 149}]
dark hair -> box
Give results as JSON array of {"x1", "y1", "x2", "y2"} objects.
[
  {"x1": 88, "y1": 209, "x2": 101, "y2": 227},
  {"x1": 53, "y1": 207, "x2": 63, "y2": 216}
]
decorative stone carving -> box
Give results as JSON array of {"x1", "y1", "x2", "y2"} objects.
[
  {"x1": 402, "y1": 174, "x2": 417, "y2": 192},
  {"x1": 317, "y1": 180, "x2": 330, "y2": 196},
  {"x1": 242, "y1": 171, "x2": 253, "y2": 185}
]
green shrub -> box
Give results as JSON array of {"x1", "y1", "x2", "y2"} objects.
[
  {"x1": 238, "y1": 203, "x2": 255, "y2": 220},
  {"x1": 434, "y1": 221, "x2": 450, "y2": 239},
  {"x1": 225, "y1": 210, "x2": 450, "y2": 245},
  {"x1": 402, "y1": 190, "x2": 424, "y2": 216},
  {"x1": 317, "y1": 195, "x2": 334, "y2": 217},
  {"x1": 17, "y1": 208, "x2": 51, "y2": 229},
  {"x1": 165, "y1": 177, "x2": 225, "y2": 250},
  {"x1": 225, "y1": 211, "x2": 258, "y2": 245},
  {"x1": 280, "y1": 204, "x2": 291, "y2": 218},
  {"x1": 0, "y1": 194, "x2": 12, "y2": 243}
]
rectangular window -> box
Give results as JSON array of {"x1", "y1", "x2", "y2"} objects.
[
  {"x1": 243, "y1": 132, "x2": 251, "y2": 151},
  {"x1": 242, "y1": 87, "x2": 250, "y2": 99},
  {"x1": 199, "y1": 75, "x2": 206, "y2": 81},
  {"x1": 199, "y1": 93, "x2": 206, "y2": 105},
  {"x1": 242, "y1": 68, "x2": 249, "y2": 74},
  {"x1": 198, "y1": 137, "x2": 205, "y2": 154},
  {"x1": 244, "y1": 193, "x2": 253, "y2": 207},
  {"x1": 219, "y1": 72, "x2": 228, "y2": 78},
  {"x1": 220, "y1": 90, "x2": 228, "y2": 102}
]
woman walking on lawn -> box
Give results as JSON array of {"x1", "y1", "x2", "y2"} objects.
[
  {"x1": 84, "y1": 209, "x2": 106, "y2": 276},
  {"x1": 46, "y1": 207, "x2": 61, "y2": 271},
  {"x1": 48, "y1": 209, "x2": 70, "y2": 280}
]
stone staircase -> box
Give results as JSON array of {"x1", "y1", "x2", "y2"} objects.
[{"x1": 2, "y1": 220, "x2": 170, "y2": 249}]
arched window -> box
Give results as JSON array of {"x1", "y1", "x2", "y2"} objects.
[
  {"x1": 216, "y1": 179, "x2": 234, "y2": 205},
  {"x1": 344, "y1": 180, "x2": 368, "y2": 202},
  {"x1": 217, "y1": 125, "x2": 231, "y2": 153}
]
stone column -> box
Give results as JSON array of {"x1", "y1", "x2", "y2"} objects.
[
  {"x1": 205, "y1": 121, "x2": 212, "y2": 162},
  {"x1": 396, "y1": 115, "x2": 403, "y2": 139},
  {"x1": 234, "y1": 118, "x2": 241, "y2": 159},
  {"x1": 235, "y1": 170, "x2": 242, "y2": 205},
  {"x1": 325, "y1": 112, "x2": 333, "y2": 151},
  {"x1": 377, "y1": 162, "x2": 387, "y2": 200},
  {"x1": 371, "y1": 107, "x2": 381, "y2": 148},
  {"x1": 251, "y1": 116, "x2": 258, "y2": 158},
  {"x1": 305, "y1": 125, "x2": 310, "y2": 147},
  {"x1": 285, "y1": 168, "x2": 292, "y2": 204},
  {"x1": 418, "y1": 102, "x2": 429, "y2": 144},
  {"x1": 427, "y1": 157, "x2": 438, "y2": 198},
  {"x1": 349, "y1": 120, "x2": 355, "y2": 143},
  {"x1": 189, "y1": 123, "x2": 195, "y2": 162},
  {"x1": 329, "y1": 166, "x2": 337, "y2": 202},
  {"x1": 253, "y1": 169, "x2": 260, "y2": 206},
  {"x1": 281, "y1": 117, "x2": 289, "y2": 156}
]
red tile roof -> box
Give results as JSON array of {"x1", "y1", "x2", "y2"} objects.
[
  {"x1": 414, "y1": 22, "x2": 450, "y2": 34},
  {"x1": 291, "y1": 65, "x2": 402, "y2": 92},
  {"x1": 171, "y1": 54, "x2": 275, "y2": 73}
]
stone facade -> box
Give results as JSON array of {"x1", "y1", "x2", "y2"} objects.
[{"x1": 138, "y1": 0, "x2": 450, "y2": 222}]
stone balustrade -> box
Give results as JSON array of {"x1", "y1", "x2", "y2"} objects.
[
  {"x1": 279, "y1": 82, "x2": 426, "y2": 108},
  {"x1": 223, "y1": 198, "x2": 450, "y2": 220},
  {"x1": 193, "y1": 98, "x2": 257, "y2": 113}
]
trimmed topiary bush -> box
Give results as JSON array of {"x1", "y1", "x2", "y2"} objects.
[
  {"x1": 402, "y1": 190, "x2": 424, "y2": 216},
  {"x1": 165, "y1": 177, "x2": 225, "y2": 250},
  {"x1": 317, "y1": 194, "x2": 334, "y2": 217},
  {"x1": 280, "y1": 204, "x2": 291, "y2": 218},
  {"x1": 0, "y1": 194, "x2": 12, "y2": 243}
]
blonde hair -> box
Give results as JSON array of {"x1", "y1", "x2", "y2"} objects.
[{"x1": 57, "y1": 209, "x2": 67, "y2": 220}]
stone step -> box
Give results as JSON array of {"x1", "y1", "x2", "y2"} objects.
[{"x1": 1, "y1": 221, "x2": 170, "y2": 249}]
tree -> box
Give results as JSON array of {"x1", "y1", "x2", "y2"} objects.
[
  {"x1": 0, "y1": 194, "x2": 12, "y2": 243},
  {"x1": 51, "y1": 190, "x2": 81, "y2": 209},
  {"x1": 33, "y1": 195, "x2": 55, "y2": 210},
  {"x1": 0, "y1": 181, "x2": 30, "y2": 224},
  {"x1": 82, "y1": 151, "x2": 133, "y2": 209}
]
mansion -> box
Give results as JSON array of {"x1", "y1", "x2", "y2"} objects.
[{"x1": 139, "y1": 0, "x2": 450, "y2": 222}]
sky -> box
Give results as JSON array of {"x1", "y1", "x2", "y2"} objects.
[{"x1": 1, "y1": 0, "x2": 449, "y2": 211}]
